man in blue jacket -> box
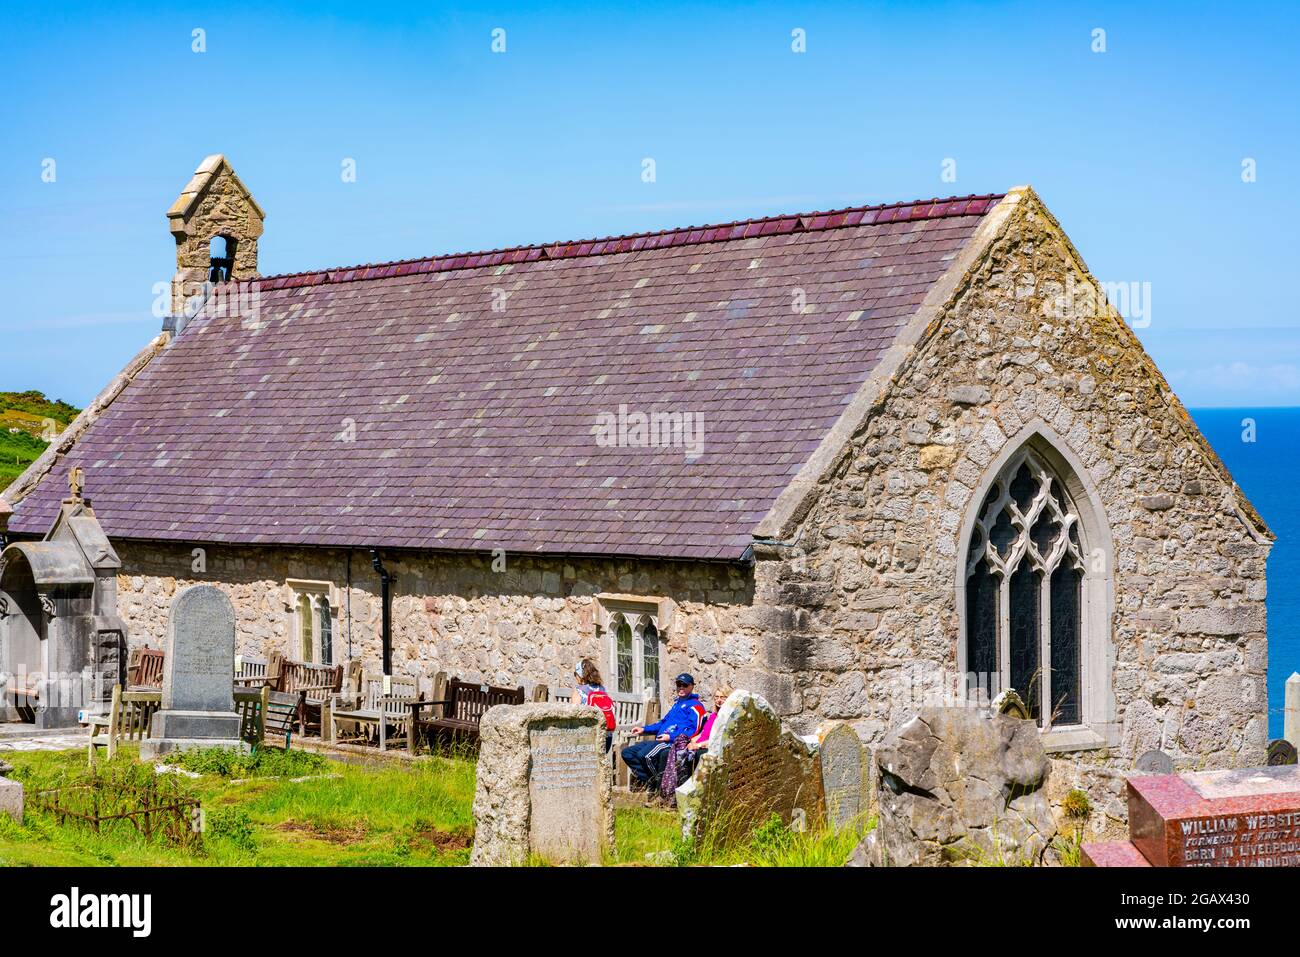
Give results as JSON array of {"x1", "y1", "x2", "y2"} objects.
[{"x1": 621, "y1": 673, "x2": 707, "y2": 790}]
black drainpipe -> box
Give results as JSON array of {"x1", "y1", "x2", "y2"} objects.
[{"x1": 370, "y1": 549, "x2": 392, "y2": 675}]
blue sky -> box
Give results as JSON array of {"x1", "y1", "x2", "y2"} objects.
[{"x1": 1, "y1": 0, "x2": 1297, "y2": 407}]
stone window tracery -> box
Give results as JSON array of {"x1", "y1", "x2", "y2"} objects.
[
  {"x1": 964, "y1": 448, "x2": 1085, "y2": 729},
  {"x1": 285, "y1": 580, "x2": 338, "y2": 665}
]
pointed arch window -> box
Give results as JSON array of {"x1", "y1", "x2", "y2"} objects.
[
  {"x1": 598, "y1": 604, "x2": 666, "y2": 702},
  {"x1": 964, "y1": 447, "x2": 1086, "y2": 729}
]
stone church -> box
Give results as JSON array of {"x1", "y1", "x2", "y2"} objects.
[{"x1": 0, "y1": 156, "x2": 1272, "y2": 824}]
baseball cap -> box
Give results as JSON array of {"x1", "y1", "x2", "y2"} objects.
[{"x1": 674, "y1": 673, "x2": 695, "y2": 686}]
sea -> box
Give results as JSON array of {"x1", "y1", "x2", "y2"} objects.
[{"x1": 1190, "y1": 408, "x2": 1299, "y2": 739}]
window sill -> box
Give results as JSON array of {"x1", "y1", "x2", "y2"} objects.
[{"x1": 1040, "y1": 724, "x2": 1119, "y2": 754}]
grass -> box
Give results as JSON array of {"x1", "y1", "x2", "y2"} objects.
[
  {"x1": 0, "y1": 388, "x2": 79, "y2": 486},
  {"x1": 0, "y1": 427, "x2": 48, "y2": 486},
  {"x1": 1, "y1": 747, "x2": 872, "y2": 867},
  {"x1": 0, "y1": 747, "x2": 476, "y2": 867}
]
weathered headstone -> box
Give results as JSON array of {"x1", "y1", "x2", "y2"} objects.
[
  {"x1": 1135, "y1": 748, "x2": 1175, "y2": 775},
  {"x1": 848, "y1": 707, "x2": 1055, "y2": 867},
  {"x1": 1084, "y1": 765, "x2": 1300, "y2": 868},
  {"x1": 992, "y1": 688, "x2": 1029, "y2": 720},
  {"x1": 140, "y1": 585, "x2": 244, "y2": 759},
  {"x1": 676, "y1": 691, "x2": 825, "y2": 846},
  {"x1": 820, "y1": 723, "x2": 867, "y2": 830},
  {"x1": 470, "y1": 703, "x2": 613, "y2": 866},
  {"x1": 1267, "y1": 740, "x2": 1298, "y2": 767},
  {"x1": 0, "y1": 774, "x2": 22, "y2": 824}
]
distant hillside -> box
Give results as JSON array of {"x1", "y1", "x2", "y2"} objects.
[{"x1": 0, "y1": 390, "x2": 81, "y2": 489}]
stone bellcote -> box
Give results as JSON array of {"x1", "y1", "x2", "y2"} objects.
[{"x1": 166, "y1": 154, "x2": 265, "y2": 329}]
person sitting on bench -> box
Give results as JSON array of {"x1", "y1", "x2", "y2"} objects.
[{"x1": 621, "y1": 673, "x2": 706, "y2": 790}]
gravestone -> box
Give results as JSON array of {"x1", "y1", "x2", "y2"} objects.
[
  {"x1": 848, "y1": 706, "x2": 1055, "y2": 867},
  {"x1": 1267, "y1": 739, "x2": 1297, "y2": 767},
  {"x1": 820, "y1": 723, "x2": 867, "y2": 830},
  {"x1": 676, "y1": 691, "x2": 825, "y2": 846},
  {"x1": 1084, "y1": 765, "x2": 1300, "y2": 867},
  {"x1": 0, "y1": 774, "x2": 22, "y2": 824},
  {"x1": 1135, "y1": 749, "x2": 1175, "y2": 775},
  {"x1": 140, "y1": 585, "x2": 244, "y2": 759},
  {"x1": 470, "y1": 703, "x2": 613, "y2": 866}
]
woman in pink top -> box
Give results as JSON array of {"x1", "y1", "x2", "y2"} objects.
[{"x1": 688, "y1": 684, "x2": 731, "y2": 752}]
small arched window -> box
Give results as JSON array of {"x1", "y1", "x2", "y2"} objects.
[
  {"x1": 613, "y1": 613, "x2": 634, "y2": 694},
  {"x1": 317, "y1": 595, "x2": 333, "y2": 665},
  {"x1": 639, "y1": 617, "x2": 661, "y2": 700},
  {"x1": 604, "y1": 608, "x2": 664, "y2": 699},
  {"x1": 297, "y1": 593, "x2": 313, "y2": 661},
  {"x1": 964, "y1": 447, "x2": 1085, "y2": 728}
]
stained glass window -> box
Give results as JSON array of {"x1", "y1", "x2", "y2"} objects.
[
  {"x1": 641, "y1": 620, "x2": 660, "y2": 699},
  {"x1": 614, "y1": 615, "x2": 634, "y2": 694},
  {"x1": 297, "y1": 593, "x2": 313, "y2": 661},
  {"x1": 317, "y1": 595, "x2": 333, "y2": 665},
  {"x1": 964, "y1": 447, "x2": 1087, "y2": 729}
]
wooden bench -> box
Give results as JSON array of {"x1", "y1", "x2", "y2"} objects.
[
  {"x1": 261, "y1": 690, "x2": 301, "y2": 750},
  {"x1": 88, "y1": 687, "x2": 161, "y2": 763},
  {"x1": 126, "y1": 647, "x2": 165, "y2": 690},
  {"x1": 234, "y1": 650, "x2": 283, "y2": 689},
  {"x1": 329, "y1": 674, "x2": 419, "y2": 751},
  {"x1": 234, "y1": 655, "x2": 268, "y2": 686},
  {"x1": 278, "y1": 659, "x2": 343, "y2": 737},
  {"x1": 88, "y1": 685, "x2": 277, "y2": 763},
  {"x1": 408, "y1": 679, "x2": 524, "y2": 753}
]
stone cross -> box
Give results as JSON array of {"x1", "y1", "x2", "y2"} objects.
[{"x1": 142, "y1": 584, "x2": 245, "y2": 758}]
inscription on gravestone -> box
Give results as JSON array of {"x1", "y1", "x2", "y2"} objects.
[
  {"x1": 1128, "y1": 765, "x2": 1300, "y2": 867},
  {"x1": 820, "y1": 724, "x2": 866, "y2": 830},
  {"x1": 163, "y1": 586, "x2": 236, "y2": 713},
  {"x1": 142, "y1": 584, "x2": 244, "y2": 758},
  {"x1": 529, "y1": 723, "x2": 603, "y2": 863},
  {"x1": 677, "y1": 691, "x2": 825, "y2": 845},
  {"x1": 1135, "y1": 749, "x2": 1175, "y2": 775},
  {"x1": 470, "y1": 703, "x2": 614, "y2": 866}
]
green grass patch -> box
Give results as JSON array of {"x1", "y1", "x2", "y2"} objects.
[
  {"x1": 162, "y1": 746, "x2": 329, "y2": 778},
  {"x1": 0, "y1": 428, "x2": 48, "y2": 486},
  {"x1": 0, "y1": 747, "x2": 476, "y2": 867},
  {"x1": 2, "y1": 748, "x2": 872, "y2": 867}
]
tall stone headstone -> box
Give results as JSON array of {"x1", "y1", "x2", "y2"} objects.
[
  {"x1": 0, "y1": 774, "x2": 22, "y2": 824},
  {"x1": 141, "y1": 585, "x2": 244, "y2": 759},
  {"x1": 820, "y1": 723, "x2": 867, "y2": 830},
  {"x1": 470, "y1": 703, "x2": 613, "y2": 866},
  {"x1": 676, "y1": 691, "x2": 825, "y2": 846}
]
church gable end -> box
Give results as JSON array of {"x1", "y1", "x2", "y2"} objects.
[{"x1": 750, "y1": 190, "x2": 1271, "y2": 828}]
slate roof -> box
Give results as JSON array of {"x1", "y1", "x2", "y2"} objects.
[{"x1": 8, "y1": 194, "x2": 1003, "y2": 561}]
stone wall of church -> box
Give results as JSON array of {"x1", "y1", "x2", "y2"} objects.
[
  {"x1": 750, "y1": 193, "x2": 1273, "y2": 834},
  {"x1": 112, "y1": 541, "x2": 757, "y2": 706}
]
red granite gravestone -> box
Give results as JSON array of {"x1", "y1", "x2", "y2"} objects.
[{"x1": 1083, "y1": 765, "x2": 1300, "y2": 867}]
